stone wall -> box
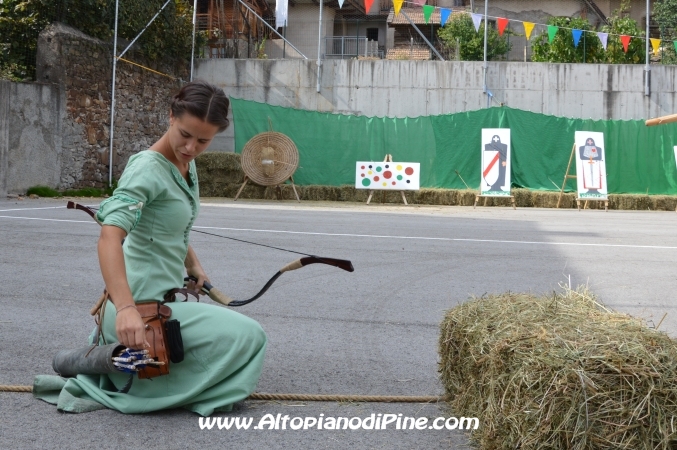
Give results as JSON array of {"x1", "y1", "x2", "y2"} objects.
[{"x1": 35, "y1": 22, "x2": 186, "y2": 189}]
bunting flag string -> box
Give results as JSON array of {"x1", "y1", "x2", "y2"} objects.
[
  {"x1": 423, "y1": 5, "x2": 434, "y2": 24},
  {"x1": 497, "y1": 17, "x2": 508, "y2": 36},
  {"x1": 390, "y1": 0, "x2": 677, "y2": 57},
  {"x1": 396, "y1": 0, "x2": 663, "y2": 53}
]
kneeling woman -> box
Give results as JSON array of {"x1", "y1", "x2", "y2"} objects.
[{"x1": 34, "y1": 81, "x2": 266, "y2": 416}]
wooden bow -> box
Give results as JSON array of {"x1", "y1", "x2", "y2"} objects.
[{"x1": 67, "y1": 201, "x2": 354, "y2": 307}]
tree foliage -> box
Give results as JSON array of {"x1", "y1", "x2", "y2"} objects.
[
  {"x1": 531, "y1": 1, "x2": 645, "y2": 65},
  {"x1": 531, "y1": 17, "x2": 604, "y2": 63},
  {"x1": 599, "y1": 1, "x2": 645, "y2": 64},
  {"x1": 654, "y1": 0, "x2": 677, "y2": 64},
  {"x1": 438, "y1": 13, "x2": 511, "y2": 61},
  {"x1": 0, "y1": 0, "x2": 194, "y2": 80}
]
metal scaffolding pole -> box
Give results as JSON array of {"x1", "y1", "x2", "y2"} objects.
[
  {"x1": 317, "y1": 0, "x2": 323, "y2": 93},
  {"x1": 645, "y1": 0, "x2": 650, "y2": 97},
  {"x1": 108, "y1": 0, "x2": 120, "y2": 188},
  {"x1": 483, "y1": 0, "x2": 489, "y2": 107},
  {"x1": 108, "y1": 0, "x2": 175, "y2": 187},
  {"x1": 191, "y1": 0, "x2": 198, "y2": 81}
]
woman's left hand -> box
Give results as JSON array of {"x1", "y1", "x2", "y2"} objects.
[
  {"x1": 186, "y1": 265, "x2": 209, "y2": 295},
  {"x1": 185, "y1": 245, "x2": 209, "y2": 295}
]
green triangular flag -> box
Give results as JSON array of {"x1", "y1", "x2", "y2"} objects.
[
  {"x1": 423, "y1": 5, "x2": 434, "y2": 24},
  {"x1": 547, "y1": 25, "x2": 558, "y2": 43},
  {"x1": 674, "y1": 41, "x2": 677, "y2": 53}
]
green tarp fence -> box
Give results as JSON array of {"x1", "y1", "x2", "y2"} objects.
[{"x1": 232, "y1": 98, "x2": 677, "y2": 195}]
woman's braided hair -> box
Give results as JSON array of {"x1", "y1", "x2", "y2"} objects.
[{"x1": 170, "y1": 80, "x2": 230, "y2": 132}]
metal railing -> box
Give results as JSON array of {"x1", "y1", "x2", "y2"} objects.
[{"x1": 324, "y1": 37, "x2": 381, "y2": 59}]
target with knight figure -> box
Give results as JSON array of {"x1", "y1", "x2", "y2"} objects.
[
  {"x1": 574, "y1": 131, "x2": 608, "y2": 200},
  {"x1": 480, "y1": 129, "x2": 511, "y2": 196}
]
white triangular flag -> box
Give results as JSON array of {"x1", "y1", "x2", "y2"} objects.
[{"x1": 471, "y1": 13, "x2": 483, "y2": 32}]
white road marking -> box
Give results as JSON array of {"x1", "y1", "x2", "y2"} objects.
[
  {"x1": 0, "y1": 215, "x2": 94, "y2": 224},
  {"x1": 192, "y1": 225, "x2": 677, "y2": 250},
  {"x1": 1, "y1": 214, "x2": 675, "y2": 250},
  {"x1": 0, "y1": 206, "x2": 68, "y2": 212}
]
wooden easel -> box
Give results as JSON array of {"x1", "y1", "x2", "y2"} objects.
[
  {"x1": 473, "y1": 165, "x2": 516, "y2": 210},
  {"x1": 366, "y1": 154, "x2": 409, "y2": 205},
  {"x1": 234, "y1": 175, "x2": 301, "y2": 202},
  {"x1": 557, "y1": 143, "x2": 608, "y2": 211}
]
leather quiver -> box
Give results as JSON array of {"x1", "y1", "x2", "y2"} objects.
[{"x1": 136, "y1": 302, "x2": 172, "y2": 379}]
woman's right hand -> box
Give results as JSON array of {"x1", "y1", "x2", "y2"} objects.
[
  {"x1": 99, "y1": 225, "x2": 149, "y2": 349},
  {"x1": 115, "y1": 307, "x2": 150, "y2": 350}
]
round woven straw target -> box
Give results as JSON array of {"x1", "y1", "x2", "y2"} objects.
[{"x1": 240, "y1": 132, "x2": 299, "y2": 186}]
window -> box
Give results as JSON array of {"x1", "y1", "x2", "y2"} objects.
[{"x1": 366, "y1": 28, "x2": 379, "y2": 42}]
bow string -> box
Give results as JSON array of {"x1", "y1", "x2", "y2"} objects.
[{"x1": 67, "y1": 201, "x2": 354, "y2": 307}]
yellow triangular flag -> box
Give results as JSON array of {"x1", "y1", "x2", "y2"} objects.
[
  {"x1": 523, "y1": 22, "x2": 535, "y2": 40},
  {"x1": 393, "y1": 0, "x2": 403, "y2": 15},
  {"x1": 650, "y1": 38, "x2": 661, "y2": 55}
]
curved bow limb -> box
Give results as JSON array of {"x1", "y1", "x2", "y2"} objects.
[
  {"x1": 186, "y1": 256, "x2": 354, "y2": 307},
  {"x1": 67, "y1": 201, "x2": 102, "y2": 225}
]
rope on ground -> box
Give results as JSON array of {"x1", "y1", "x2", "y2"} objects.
[
  {"x1": 0, "y1": 385, "x2": 444, "y2": 403},
  {"x1": 248, "y1": 393, "x2": 444, "y2": 403},
  {"x1": 0, "y1": 385, "x2": 32, "y2": 393}
]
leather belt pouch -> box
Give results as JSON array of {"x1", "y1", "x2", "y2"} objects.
[{"x1": 136, "y1": 302, "x2": 172, "y2": 379}]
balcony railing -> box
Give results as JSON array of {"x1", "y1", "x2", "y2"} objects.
[{"x1": 325, "y1": 37, "x2": 381, "y2": 59}]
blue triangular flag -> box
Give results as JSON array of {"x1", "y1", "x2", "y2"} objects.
[
  {"x1": 572, "y1": 29, "x2": 583, "y2": 47},
  {"x1": 440, "y1": 8, "x2": 452, "y2": 26}
]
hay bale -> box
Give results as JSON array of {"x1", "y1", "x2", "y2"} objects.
[
  {"x1": 439, "y1": 288, "x2": 677, "y2": 449},
  {"x1": 195, "y1": 152, "x2": 243, "y2": 186}
]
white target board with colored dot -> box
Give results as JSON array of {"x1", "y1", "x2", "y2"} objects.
[{"x1": 355, "y1": 162, "x2": 420, "y2": 190}]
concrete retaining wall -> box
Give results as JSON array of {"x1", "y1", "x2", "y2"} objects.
[
  {"x1": 195, "y1": 59, "x2": 677, "y2": 152},
  {"x1": 0, "y1": 80, "x2": 64, "y2": 195}
]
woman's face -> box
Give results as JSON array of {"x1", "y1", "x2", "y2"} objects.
[{"x1": 167, "y1": 111, "x2": 220, "y2": 165}]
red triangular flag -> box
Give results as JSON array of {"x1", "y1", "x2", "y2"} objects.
[
  {"x1": 364, "y1": 0, "x2": 374, "y2": 13},
  {"x1": 620, "y1": 35, "x2": 631, "y2": 52},
  {"x1": 497, "y1": 18, "x2": 508, "y2": 36}
]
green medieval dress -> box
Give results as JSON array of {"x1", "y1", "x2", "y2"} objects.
[{"x1": 33, "y1": 150, "x2": 267, "y2": 416}]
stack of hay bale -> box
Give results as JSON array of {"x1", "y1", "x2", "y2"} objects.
[{"x1": 439, "y1": 288, "x2": 677, "y2": 449}]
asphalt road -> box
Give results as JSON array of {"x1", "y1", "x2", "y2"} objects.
[{"x1": 1, "y1": 198, "x2": 676, "y2": 449}]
